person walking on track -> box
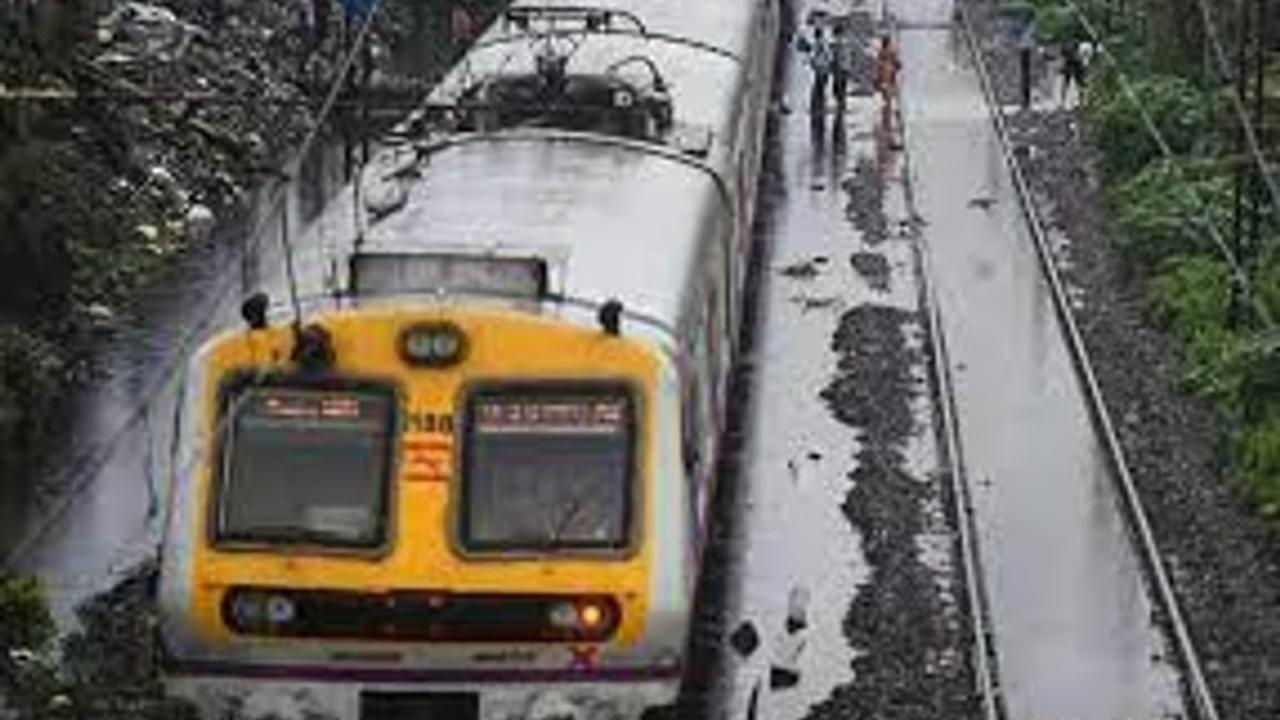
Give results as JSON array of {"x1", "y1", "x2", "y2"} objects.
[
  {"x1": 1059, "y1": 40, "x2": 1087, "y2": 106},
  {"x1": 873, "y1": 34, "x2": 901, "y2": 139},
  {"x1": 800, "y1": 24, "x2": 834, "y2": 119},
  {"x1": 830, "y1": 22, "x2": 854, "y2": 116}
]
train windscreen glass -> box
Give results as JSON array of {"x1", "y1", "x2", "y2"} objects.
[
  {"x1": 215, "y1": 386, "x2": 395, "y2": 549},
  {"x1": 461, "y1": 388, "x2": 634, "y2": 551}
]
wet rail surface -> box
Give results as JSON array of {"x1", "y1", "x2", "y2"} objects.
[
  {"x1": 953, "y1": 4, "x2": 1221, "y2": 718},
  {"x1": 900, "y1": 0, "x2": 1190, "y2": 717}
]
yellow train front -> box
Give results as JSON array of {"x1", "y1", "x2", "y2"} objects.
[
  {"x1": 159, "y1": 303, "x2": 690, "y2": 719},
  {"x1": 157, "y1": 0, "x2": 779, "y2": 717}
]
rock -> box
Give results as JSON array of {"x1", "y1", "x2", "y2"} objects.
[
  {"x1": 778, "y1": 259, "x2": 819, "y2": 279},
  {"x1": 184, "y1": 202, "x2": 215, "y2": 241},
  {"x1": 785, "y1": 586, "x2": 809, "y2": 634},
  {"x1": 728, "y1": 620, "x2": 760, "y2": 658},
  {"x1": 526, "y1": 693, "x2": 584, "y2": 720},
  {"x1": 7, "y1": 648, "x2": 36, "y2": 666},
  {"x1": 85, "y1": 303, "x2": 116, "y2": 326},
  {"x1": 849, "y1": 252, "x2": 890, "y2": 292}
]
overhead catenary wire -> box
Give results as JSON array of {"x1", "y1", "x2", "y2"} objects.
[
  {"x1": 1062, "y1": 0, "x2": 1276, "y2": 329},
  {"x1": 0, "y1": 0, "x2": 390, "y2": 574}
]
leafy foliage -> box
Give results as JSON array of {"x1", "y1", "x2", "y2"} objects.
[
  {"x1": 1149, "y1": 255, "x2": 1234, "y2": 333},
  {"x1": 0, "y1": 576, "x2": 54, "y2": 654},
  {"x1": 1109, "y1": 160, "x2": 1229, "y2": 268},
  {"x1": 1236, "y1": 417, "x2": 1280, "y2": 522},
  {"x1": 1083, "y1": 72, "x2": 1211, "y2": 180},
  {"x1": 1032, "y1": 4, "x2": 1079, "y2": 46},
  {"x1": 0, "y1": 141, "x2": 154, "y2": 319},
  {"x1": 0, "y1": 325, "x2": 68, "y2": 489},
  {"x1": 1148, "y1": 256, "x2": 1249, "y2": 407}
]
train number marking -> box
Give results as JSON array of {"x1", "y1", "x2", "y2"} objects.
[
  {"x1": 405, "y1": 411, "x2": 454, "y2": 434},
  {"x1": 403, "y1": 428, "x2": 453, "y2": 483}
]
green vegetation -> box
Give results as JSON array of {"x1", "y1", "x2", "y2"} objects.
[
  {"x1": 1082, "y1": 71, "x2": 1212, "y2": 178},
  {"x1": 1026, "y1": 0, "x2": 1280, "y2": 529},
  {"x1": 1, "y1": 569, "x2": 199, "y2": 720},
  {"x1": 0, "y1": 576, "x2": 55, "y2": 653}
]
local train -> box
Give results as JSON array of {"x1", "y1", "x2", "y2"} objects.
[{"x1": 157, "y1": 1, "x2": 780, "y2": 717}]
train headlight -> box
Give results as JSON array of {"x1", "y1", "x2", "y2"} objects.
[
  {"x1": 546, "y1": 598, "x2": 616, "y2": 637},
  {"x1": 225, "y1": 589, "x2": 299, "y2": 634},
  {"x1": 399, "y1": 322, "x2": 467, "y2": 368},
  {"x1": 266, "y1": 594, "x2": 296, "y2": 625},
  {"x1": 228, "y1": 592, "x2": 267, "y2": 630},
  {"x1": 548, "y1": 601, "x2": 579, "y2": 629}
]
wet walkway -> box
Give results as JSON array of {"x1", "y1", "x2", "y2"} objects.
[
  {"x1": 895, "y1": 0, "x2": 1185, "y2": 717},
  {"x1": 714, "y1": 1, "x2": 961, "y2": 717}
]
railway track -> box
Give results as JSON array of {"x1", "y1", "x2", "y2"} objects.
[
  {"x1": 893, "y1": 14, "x2": 1002, "y2": 717},
  {"x1": 953, "y1": 5, "x2": 1221, "y2": 719}
]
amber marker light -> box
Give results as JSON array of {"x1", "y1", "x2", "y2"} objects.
[{"x1": 578, "y1": 601, "x2": 606, "y2": 629}]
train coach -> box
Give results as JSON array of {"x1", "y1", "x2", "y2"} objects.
[{"x1": 157, "y1": 1, "x2": 780, "y2": 718}]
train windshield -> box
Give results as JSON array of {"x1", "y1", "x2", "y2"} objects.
[
  {"x1": 215, "y1": 385, "x2": 396, "y2": 549},
  {"x1": 461, "y1": 387, "x2": 634, "y2": 552}
]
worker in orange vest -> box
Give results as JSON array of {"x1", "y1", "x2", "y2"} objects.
[{"x1": 873, "y1": 35, "x2": 901, "y2": 139}]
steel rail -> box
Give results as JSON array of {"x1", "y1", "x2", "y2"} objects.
[
  {"x1": 890, "y1": 15, "x2": 1005, "y2": 720},
  {"x1": 954, "y1": 6, "x2": 1221, "y2": 720}
]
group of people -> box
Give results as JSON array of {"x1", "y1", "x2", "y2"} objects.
[
  {"x1": 800, "y1": 21, "x2": 856, "y2": 118},
  {"x1": 798, "y1": 16, "x2": 900, "y2": 136}
]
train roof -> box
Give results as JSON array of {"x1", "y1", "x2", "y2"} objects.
[
  {"x1": 420, "y1": 0, "x2": 757, "y2": 148},
  {"x1": 259, "y1": 0, "x2": 768, "y2": 340},
  {"x1": 350, "y1": 132, "x2": 727, "y2": 328}
]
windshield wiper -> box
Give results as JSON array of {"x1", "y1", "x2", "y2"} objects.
[{"x1": 548, "y1": 497, "x2": 586, "y2": 544}]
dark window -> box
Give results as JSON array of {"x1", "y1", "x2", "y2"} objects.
[
  {"x1": 460, "y1": 385, "x2": 636, "y2": 552},
  {"x1": 214, "y1": 384, "x2": 396, "y2": 549}
]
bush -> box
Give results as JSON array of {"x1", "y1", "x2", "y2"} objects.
[
  {"x1": 0, "y1": 325, "x2": 68, "y2": 489},
  {"x1": 1110, "y1": 160, "x2": 1229, "y2": 269},
  {"x1": 0, "y1": 576, "x2": 54, "y2": 654},
  {"x1": 1149, "y1": 255, "x2": 1233, "y2": 334},
  {"x1": 1084, "y1": 73, "x2": 1211, "y2": 180},
  {"x1": 1033, "y1": 4, "x2": 1079, "y2": 46},
  {"x1": 1236, "y1": 418, "x2": 1280, "y2": 524},
  {"x1": 1250, "y1": 242, "x2": 1280, "y2": 322},
  {"x1": 0, "y1": 140, "x2": 149, "y2": 320}
]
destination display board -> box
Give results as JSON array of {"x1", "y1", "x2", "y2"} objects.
[
  {"x1": 472, "y1": 396, "x2": 628, "y2": 435},
  {"x1": 219, "y1": 385, "x2": 394, "y2": 548},
  {"x1": 250, "y1": 390, "x2": 375, "y2": 422}
]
